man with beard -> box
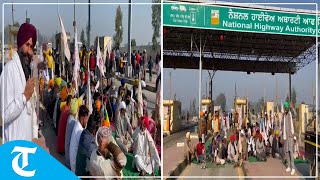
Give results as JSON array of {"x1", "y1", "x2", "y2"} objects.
[
  {"x1": 282, "y1": 102, "x2": 296, "y2": 175},
  {"x1": 115, "y1": 101, "x2": 133, "y2": 155},
  {"x1": 132, "y1": 116, "x2": 161, "y2": 176},
  {"x1": 0, "y1": 23, "x2": 41, "y2": 142},
  {"x1": 125, "y1": 90, "x2": 136, "y2": 127}
]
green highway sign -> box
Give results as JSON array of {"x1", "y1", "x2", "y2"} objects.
[{"x1": 163, "y1": 3, "x2": 320, "y2": 37}]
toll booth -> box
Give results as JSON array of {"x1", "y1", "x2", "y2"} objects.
[
  {"x1": 234, "y1": 98, "x2": 247, "y2": 128},
  {"x1": 296, "y1": 104, "x2": 309, "y2": 134},
  {"x1": 94, "y1": 36, "x2": 112, "y2": 61},
  {"x1": 264, "y1": 101, "x2": 275, "y2": 118},
  {"x1": 201, "y1": 99, "x2": 213, "y2": 113},
  {"x1": 55, "y1": 32, "x2": 71, "y2": 79},
  {"x1": 163, "y1": 100, "x2": 182, "y2": 134},
  {"x1": 9, "y1": 25, "x2": 19, "y2": 60}
]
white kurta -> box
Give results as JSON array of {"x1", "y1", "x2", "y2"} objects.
[
  {"x1": 132, "y1": 127, "x2": 160, "y2": 175},
  {"x1": 0, "y1": 51, "x2": 38, "y2": 142},
  {"x1": 227, "y1": 142, "x2": 238, "y2": 162},
  {"x1": 69, "y1": 120, "x2": 84, "y2": 172}
]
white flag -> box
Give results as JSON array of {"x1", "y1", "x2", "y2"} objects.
[
  {"x1": 73, "y1": 28, "x2": 80, "y2": 93},
  {"x1": 96, "y1": 40, "x2": 105, "y2": 77},
  {"x1": 59, "y1": 15, "x2": 71, "y2": 61},
  {"x1": 38, "y1": 46, "x2": 43, "y2": 62},
  {"x1": 87, "y1": 60, "x2": 93, "y2": 114},
  {"x1": 137, "y1": 79, "x2": 144, "y2": 117}
]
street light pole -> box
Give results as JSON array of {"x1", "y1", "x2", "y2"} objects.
[
  {"x1": 88, "y1": 0, "x2": 91, "y2": 47},
  {"x1": 128, "y1": 0, "x2": 132, "y2": 66},
  {"x1": 198, "y1": 33, "x2": 202, "y2": 119},
  {"x1": 74, "y1": 0, "x2": 76, "y2": 35},
  {"x1": 12, "y1": 1, "x2": 14, "y2": 25}
]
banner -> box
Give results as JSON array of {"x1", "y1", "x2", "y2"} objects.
[{"x1": 164, "y1": 2, "x2": 320, "y2": 37}]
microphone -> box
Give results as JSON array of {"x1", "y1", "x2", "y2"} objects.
[{"x1": 30, "y1": 61, "x2": 34, "y2": 77}]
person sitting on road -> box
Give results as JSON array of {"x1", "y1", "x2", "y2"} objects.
[
  {"x1": 115, "y1": 101, "x2": 133, "y2": 155},
  {"x1": 256, "y1": 134, "x2": 267, "y2": 161},
  {"x1": 75, "y1": 114, "x2": 98, "y2": 176},
  {"x1": 132, "y1": 116, "x2": 161, "y2": 176},
  {"x1": 247, "y1": 132, "x2": 256, "y2": 157},
  {"x1": 185, "y1": 132, "x2": 195, "y2": 165},
  {"x1": 118, "y1": 78, "x2": 127, "y2": 101},
  {"x1": 222, "y1": 136, "x2": 228, "y2": 160},
  {"x1": 272, "y1": 130, "x2": 281, "y2": 159},
  {"x1": 227, "y1": 135, "x2": 238, "y2": 163},
  {"x1": 196, "y1": 137, "x2": 207, "y2": 168},
  {"x1": 70, "y1": 105, "x2": 90, "y2": 173},
  {"x1": 293, "y1": 136, "x2": 300, "y2": 159},
  {"x1": 216, "y1": 136, "x2": 226, "y2": 165},
  {"x1": 89, "y1": 126, "x2": 127, "y2": 178},
  {"x1": 210, "y1": 137, "x2": 217, "y2": 163}
]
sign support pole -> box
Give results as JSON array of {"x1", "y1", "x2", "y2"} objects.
[{"x1": 199, "y1": 32, "x2": 202, "y2": 119}]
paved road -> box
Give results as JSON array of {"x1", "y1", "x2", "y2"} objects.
[
  {"x1": 163, "y1": 123, "x2": 197, "y2": 150},
  {"x1": 39, "y1": 107, "x2": 66, "y2": 166},
  {"x1": 179, "y1": 162, "x2": 242, "y2": 179},
  {"x1": 113, "y1": 77, "x2": 156, "y2": 116}
]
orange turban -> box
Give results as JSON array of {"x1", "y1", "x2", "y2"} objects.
[
  {"x1": 49, "y1": 79, "x2": 54, "y2": 89},
  {"x1": 95, "y1": 100, "x2": 101, "y2": 110},
  {"x1": 200, "y1": 111, "x2": 205, "y2": 118},
  {"x1": 60, "y1": 87, "x2": 67, "y2": 102}
]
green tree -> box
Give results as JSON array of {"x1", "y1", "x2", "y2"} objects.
[
  {"x1": 192, "y1": 98, "x2": 196, "y2": 116},
  {"x1": 285, "y1": 87, "x2": 297, "y2": 105},
  {"x1": 86, "y1": 23, "x2": 91, "y2": 47},
  {"x1": 258, "y1": 96, "x2": 265, "y2": 112},
  {"x1": 151, "y1": 0, "x2": 161, "y2": 50},
  {"x1": 215, "y1": 93, "x2": 226, "y2": 111},
  {"x1": 131, "y1": 39, "x2": 136, "y2": 49},
  {"x1": 80, "y1": 28, "x2": 86, "y2": 46},
  {"x1": 292, "y1": 87, "x2": 297, "y2": 106},
  {"x1": 113, "y1": 5, "x2": 123, "y2": 49},
  {"x1": 13, "y1": 21, "x2": 20, "y2": 27}
]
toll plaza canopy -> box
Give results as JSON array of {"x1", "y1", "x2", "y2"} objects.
[{"x1": 163, "y1": 1, "x2": 320, "y2": 74}]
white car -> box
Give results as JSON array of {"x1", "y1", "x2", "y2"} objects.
[
  {"x1": 180, "y1": 5, "x2": 187, "y2": 12},
  {"x1": 171, "y1": 5, "x2": 179, "y2": 11}
]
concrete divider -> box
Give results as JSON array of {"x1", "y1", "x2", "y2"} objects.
[{"x1": 116, "y1": 76, "x2": 157, "y2": 93}]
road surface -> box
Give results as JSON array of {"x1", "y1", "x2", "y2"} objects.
[{"x1": 112, "y1": 77, "x2": 156, "y2": 116}]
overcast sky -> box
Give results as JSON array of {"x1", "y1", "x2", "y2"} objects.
[
  {"x1": 1, "y1": 0, "x2": 157, "y2": 46},
  {"x1": 163, "y1": 0, "x2": 319, "y2": 111}
]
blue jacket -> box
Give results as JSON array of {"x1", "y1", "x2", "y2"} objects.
[{"x1": 75, "y1": 129, "x2": 97, "y2": 176}]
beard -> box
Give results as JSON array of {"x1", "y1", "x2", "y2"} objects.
[
  {"x1": 125, "y1": 99, "x2": 130, "y2": 105},
  {"x1": 18, "y1": 51, "x2": 32, "y2": 80}
]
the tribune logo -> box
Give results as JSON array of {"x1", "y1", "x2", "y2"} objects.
[{"x1": 11, "y1": 146, "x2": 37, "y2": 177}]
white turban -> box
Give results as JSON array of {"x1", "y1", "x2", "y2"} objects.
[{"x1": 119, "y1": 101, "x2": 126, "y2": 110}]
